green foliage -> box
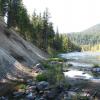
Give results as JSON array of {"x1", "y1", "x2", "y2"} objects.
[
  {"x1": 36, "y1": 62, "x2": 70, "y2": 90},
  {"x1": 68, "y1": 32, "x2": 100, "y2": 51},
  {"x1": 68, "y1": 32, "x2": 100, "y2": 46},
  {"x1": 0, "y1": 0, "x2": 23, "y2": 27},
  {"x1": 0, "y1": 0, "x2": 2, "y2": 15},
  {"x1": 47, "y1": 46, "x2": 55, "y2": 55},
  {"x1": 36, "y1": 73, "x2": 48, "y2": 82},
  {"x1": 16, "y1": 5, "x2": 32, "y2": 40},
  {"x1": 41, "y1": 62, "x2": 51, "y2": 69},
  {"x1": 41, "y1": 57, "x2": 64, "y2": 69},
  {"x1": 17, "y1": 84, "x2": 27, "y2": 90},
  {"x1": 31, "y1": 9, "x2": 55, "y2": 51},
  {"x1": 81, "y1": 44, "x2": 100, "y2": 51},
  {"x1": 47, "y1": 57, "x2": 64, "y2": 62},
  {"x1": 76, "y1": 94, "x2": 89, "y2": 100},
  {"x1": 93, "y1": 64, "x2": 100, "y2": 68},
  {"x1": 91, "y1": 72, "x2": 99, "y2": 77},
  {"x1": 0, "y1": 0, "x2": 81, "y2": 53},
  {"x1": 39, "y1": 62, "x2": 65, "y2": 85},
  {"x1": 53, "y1": 33, "x2": 81, "y2": 53},
  {"x1": 0, "y1": 0, "x2": 8, "y2": 16}
]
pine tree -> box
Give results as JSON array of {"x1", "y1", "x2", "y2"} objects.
[
  {"x1": 0, "y1": 0, "x2": 8, "y2": 16},
  {"x1": 42, "y1": 8, "x2": 49, "y2": 51}
]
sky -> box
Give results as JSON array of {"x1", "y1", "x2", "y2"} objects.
[{"x1": 23, "y1": 0, "x2": 100, "y2": 33}]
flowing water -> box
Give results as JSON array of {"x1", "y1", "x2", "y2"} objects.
[{"x1": 60, "y1": 52, "x2": 100, "y2": 81}]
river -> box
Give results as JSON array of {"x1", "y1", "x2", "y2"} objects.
[{"x1": 60, "y1": 52, "x2": 100, "y2": 81}]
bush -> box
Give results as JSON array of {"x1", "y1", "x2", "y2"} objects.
[
  {"x1": 93, "y1": 64, "x2": 100, "y2": 68},
  {"x1": 43, "y1": 63, "x2": 51, "y2": 69},
  {"x1": 17, "y1": 84, "x2": 27, "y2": 90},
  {"x1": 41, "y1": 61, "x2": 51, "y2": 69},
  {"x1": 76, "y1": 95, "x2": 89, "y2": 100},
  {"x1": 38, "y1": 60, "x2": 66, "y2": 86},
  {"x1": 36, "y1": 73, "x2": 47, "y2": 82},
  {"x1": 47, "y1": 57, "x2": 64, "y2": 62}
]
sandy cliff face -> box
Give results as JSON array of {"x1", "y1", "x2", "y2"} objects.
[{"x1": 0, "y1": 18, "x2": 48, "y2": 82}]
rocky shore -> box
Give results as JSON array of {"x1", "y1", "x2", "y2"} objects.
[{"x1": 0, "y1": 62, "x2": 91, "y2": 100}]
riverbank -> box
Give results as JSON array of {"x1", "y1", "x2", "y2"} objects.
[
  {"x1": 0, "y1": 58, "x2": 68, "y2": 100},
  {"x1": 60, "y1": 52, "x2": 100, "y2": 99},
  {"x1": 1, "y1": 57, "x2": 98, "y2": 100}
]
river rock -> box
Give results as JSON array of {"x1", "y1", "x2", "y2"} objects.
[
  {"x1": 26, "y1": 92, "x2": 36, "y2": 100},
  {"x1": 46, "y1": 90, "x2": 56, "y2": 99},
  {"x1": 26, "y1": 79, "x2": 33, "y2": 85},
  {"x1": 33, "y1": 63, "x2": 45, "y2": 73},
  {"x1": 0, "y1": 96, "x2": 8, "y2": 100},
  {"x1": 13, "y1": 91, "x2": 25, "y2": 98},
  {"x1": 36, "y1": 81, "x2": 49, "y2": 91}
]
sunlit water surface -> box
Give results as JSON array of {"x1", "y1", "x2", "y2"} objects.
[{"x1": 60, "y1": 52, "x2": 100, "y2": 80}]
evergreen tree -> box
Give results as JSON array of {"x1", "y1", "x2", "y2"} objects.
[
  {"x1": 53, "y1": 28, "x2": 62, "y2": 51},
  {"x1": 0, "y1": 0, "x2": 22, "y2": 28},
  {"x1": 0, "y1": 1, "x2": 80, "y2": 53},
  {"x1": 0, "y1": 0, "x2": 7, "y2": 16},
  {"x1": 42, "y1": 8, "x2": 49, "y2": 50}
]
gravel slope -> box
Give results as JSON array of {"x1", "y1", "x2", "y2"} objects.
[{"x1": 0, "y1": 18, "x2": 48, "y2": 82}]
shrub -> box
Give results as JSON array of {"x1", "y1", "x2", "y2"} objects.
[
  {"x1": 41, "y1": 61, "x2": 51, "y2": 69},
  {"x1": 17, "y1": 84, "x2": 27, "y2": 90},
  {"x1": 76, "y1": 95, "x2": 89, "y2": 100},
  {"x1": 93, "y1": 64, "x2": 100, "y2": 68},
  {"x1": 43, "y1": 63, "x2": 51, "y2": 69},
  {"x1": 38, "y1": 60, "x2": 66, "y2": 86},
  {"x1": 36, "y1": 73, "x2": 47, "y2": 82},
  {"x1": 47, "y1": 57, "x2": 64, "y2": 62}
]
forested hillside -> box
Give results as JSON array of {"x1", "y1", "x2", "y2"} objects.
[
  {"x1": 68, "y1": 24, "x2": 100, "y2": 51},
  {"x1": 0, "y1": 0, "x2": 80, "y2": 53}
]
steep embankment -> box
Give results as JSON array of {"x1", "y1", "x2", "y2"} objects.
[{"x1": 0, "y1": 18, "x2": 48, "y2": 83}]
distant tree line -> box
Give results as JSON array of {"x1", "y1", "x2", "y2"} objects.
[
  {"x1": 81, "y1": 44, "x2": 100, "y2": 52},
  {"x1": 68, "y1": 32, "x2": 100, "y2": 45},
  {"x1": 0, "y1": 0, "x2": 81, "y2": 54},
  {"x1": 68, "y1": 32, "x2": 100, "y2": 51},
  {"x1": 53, "y1": 32, "x2": 81, "y2": 53}
]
